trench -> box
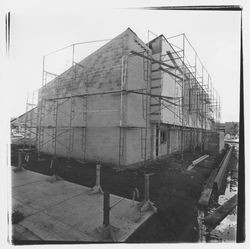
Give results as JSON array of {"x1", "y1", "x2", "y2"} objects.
[{"x1": 198, "y1": 143, "x2": 238, "y2": 242}]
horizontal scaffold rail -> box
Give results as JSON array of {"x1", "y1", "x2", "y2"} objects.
[
  {"x1": 43, "y1": 89, "x2": 179, "y2": 107},
  {"x1": 130, "y1": 51, "x2": 177, "y2": 70},
  {"x1": 131, "y1": 51, "x2": 184, "y2": 81}
]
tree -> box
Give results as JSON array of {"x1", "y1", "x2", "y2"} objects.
[{"x1": 228, "y1": 122, "x2": 239, "y2": 136}]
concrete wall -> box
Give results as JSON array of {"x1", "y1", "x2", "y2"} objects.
[
  {"x1": 149, "y1": 37, "x2": 161, "y2": 123},
  {"x1": 149, "y1": 35, "x2": 214, "y2": 130},
  {"x1": 18, "y1": 29, "x2": 221, "y2": 166},
  {"x1": 37, "y1": 28, "x2": 152, "y2": 166},
  {"x1": 205, "y1": 131, "x2": 225, "y2": 153},
  {"x1": 123, "y1": 33, "x2": 152, "y2": 165},
  {"x1": 147, "y1": 35, "x2": 217, "y2": 157}
]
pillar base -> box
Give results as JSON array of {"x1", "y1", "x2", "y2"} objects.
[
  {"x1": 46, "y1": 174, "x2": 63, "y2": 183},
  {"x1": 13, "y1": 165, "x2": 25, "y2": 173},
  {"x1": 138, "y1": 200, "x2": 157, "y2": 213},
  {"x1": 91, "y1": 224, "x2": 119, "y2": 242},
  {"x1": 88, "y1": 185, "x2": 103, "y2": 195}
]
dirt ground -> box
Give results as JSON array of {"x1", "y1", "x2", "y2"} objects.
[{"x1": 11, "y1": 144, "x2": 225, "y2": 243}]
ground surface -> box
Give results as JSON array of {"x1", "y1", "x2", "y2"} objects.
[
  {"x1": 12, "y1": 168, "x2": 153, "y2": 242},
  {"x1": 11, "y1": 145, "x2": 225, "y2": 242}
]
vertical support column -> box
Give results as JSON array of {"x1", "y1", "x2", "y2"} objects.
[
  {"x1": 93, "y1": 190, "x2": 119, "y2": 242},
  {"x1": 82, "y1": 88, "x2": 88, "y2": 160},
  {"x1": 37, "y1": 55, "x2": 46, "y2": 158},
  {"x1": 89, "y1": 163, "x2": 103, "y2": 194},
  {"x1": 14, "y1": 150, "x2": 25, "y2": 172},
  {"x1": 54, "y1": 100, "x2": 59, "y2": 157},
  {"x1": 47, "y1": 155, "x2": 63, "y2": 183},
  {"x1": 68, "y1": 44, "x2": 76, "y2": 160},
  {"x1": 48, "y1": 97, "x2": 62, "y2": 183},
  {"x1": 181, "y1": 34, "x2": 185, "y2": 160},
  {"x1": 103, "y1": 191, "x2": 110, "y2": 227},
  {"x1": 119, "y1": 55, "x2": 128, "y2": 166},
  {"x1": 138, "y1": 173, "x2": 157, "y2": 213},
  {"x1": 143, "y1": 48, "x2": 151, "y2": 165},
  {"x1": 37, "y1": 100, "x2": 45, "y2": 159}
]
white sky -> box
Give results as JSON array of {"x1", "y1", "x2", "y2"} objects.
[{"x1": 3, "y1": 0, "x2": 241, "y2": 123}]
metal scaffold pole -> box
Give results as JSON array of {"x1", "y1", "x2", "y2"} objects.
[
  {"x1": 181, "y1": 34, "x2": 185, "y2": 160},
  {"x1": 119, "y1": 54, "x2": 128, "y2": 166},
  {"x1": 68, "y1": 44, "x2": 75, "y2": 160},
  {"x1": 30, "y1": 32, "x2": 220, "y2": 169}
]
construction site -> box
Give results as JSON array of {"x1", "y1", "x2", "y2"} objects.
[
  {"x1": 12, "y1": 28, "x2": 223, "y2": 166},
  {"x1": 10, "y1": 28, "x2": 238, "y2": 243}
]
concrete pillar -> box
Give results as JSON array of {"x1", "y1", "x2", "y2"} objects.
[
  {"x1": 138, "y1": 173, "x2": 157, "y2": 213},
  {"x1": 93, "y1": 190, "x2": 118, "y2": 242},
  {"x1": 47, "y1": 156, "x2": 63, "y2": 183},
  {"x1": 96, "y1": 164, "x2": 101, "y2": 186},
  {"x1": 13, "y1": 150, "x2": 25, "y2": 172},
  {"x1": 89, "y1": 163, "x2": 103, "y2": 194}
]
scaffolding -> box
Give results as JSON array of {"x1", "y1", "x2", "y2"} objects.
[
  {"x1": 14, "y1": 30, "x2": 221, "y2": 166},
  {"x1": 11, "y1": 90, "x2": 38, "y2": 149},
  {"x1": 153, "y1": 33, "x2": 221, "y2": 157},
  {"x1": 32, "y1": 34, "x2": 156, "y2": 166}
]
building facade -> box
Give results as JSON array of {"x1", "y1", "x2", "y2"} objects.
[{"x1": 13, "y1": 28, "x2": 223, "y2": 167}]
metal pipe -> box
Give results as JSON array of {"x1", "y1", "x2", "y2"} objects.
[
  {"x1": 103, "y1": 191, "x2": 110, "y2": 227},
  {"x1": 96, "y1": 164, "x2": 101, "y2": 186},
  {"x1": 44, "y1": 39, "x2": 111, "y2": 57},
  {"x1": 144, "y1": 174, "x2": 150, "y2": 201}
]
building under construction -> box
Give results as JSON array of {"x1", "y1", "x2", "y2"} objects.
[{"x1": 12, "y1": 28, "x2": 223, "y2": 168}]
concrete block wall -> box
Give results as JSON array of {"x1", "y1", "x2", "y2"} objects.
[
  {"x1": 37, "y1": 28, "x2": 152, "y2": 166},
  {"x1": 161, "y1": 72, "x2": 182, "y2": 125},
  {"x1": 149, "y1": 37, "x2": 161, "y2": 122},
  {"x1": 123, "y1": 31, "x2": 152, "y2": 165}
]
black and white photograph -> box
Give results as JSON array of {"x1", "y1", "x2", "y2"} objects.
[{"x1": 1, "y1": 0, "x2": 246, "y2": 245}]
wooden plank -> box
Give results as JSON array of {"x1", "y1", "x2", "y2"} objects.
[
  {"x1": 198, "y1": 188, "x2": 213, "y2": 207},
  {"x1": 186, "y1": 155, "x2": 209, "y2": 171},
  {"x1": 198, "y1": 168, "x2": 219, "y2": 207},
  {"x1": 214, "y1": 147, "x2": 233, "y2": 191},
  {"x1": 204, "y1": 194, "x2": 237, "y2": 228}
]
